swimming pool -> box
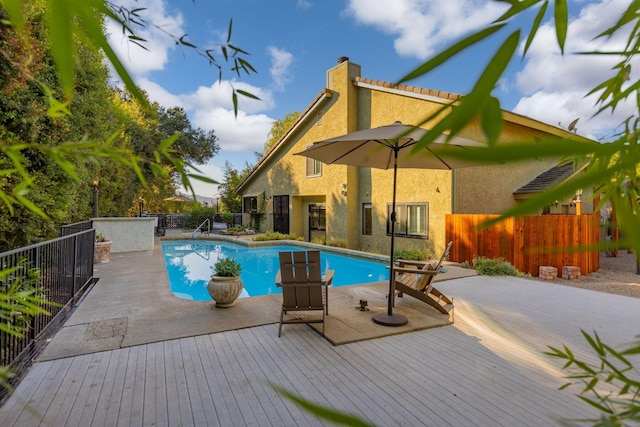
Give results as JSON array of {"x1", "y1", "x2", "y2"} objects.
[{"x1": 161, "y1": 240, "x2": 389, "y2": 301}]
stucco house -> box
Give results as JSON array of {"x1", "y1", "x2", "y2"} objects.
[{"x1": 235, "y1": 57, "x2": 593, "y2": 256}]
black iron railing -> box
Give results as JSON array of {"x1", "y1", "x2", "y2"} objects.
[
  {"x1": 60, "y1": 220, "x2": 93, "y2": 236},
  {"x1": 0, "y1": 229, "x2": 96, "y2": 402}
]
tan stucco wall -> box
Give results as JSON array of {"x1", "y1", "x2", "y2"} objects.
[{"x1": 238, "y1": 59, "x2": 588, "y2": 257}]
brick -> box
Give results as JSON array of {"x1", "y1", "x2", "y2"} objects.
[
  {"x1": 562, "y1": 266, "x2": 581, "y2": 280},
  {"x1": 539, "y1": 266, "x2": 558, "y2": 280}
]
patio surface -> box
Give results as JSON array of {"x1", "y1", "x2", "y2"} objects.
[{"x1": 1, "y1": 236, "x2": 640, "y2": 425}]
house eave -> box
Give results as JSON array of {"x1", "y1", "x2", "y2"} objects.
[{"x1": 235, "y1": 89, "x2": 333, "y2": 194}]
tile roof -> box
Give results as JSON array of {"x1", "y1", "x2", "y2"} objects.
[
  {"x1": 354, "y1": 76, "x2": 462, "y2": 101},
  {"x1": 514, "y1": 162, "x2": 574, "y2": 194}
]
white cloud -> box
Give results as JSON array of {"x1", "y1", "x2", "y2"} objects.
[
  {"x1": 105, "y1": 0, "x2": 183, "y2": 76},
  {"x1": 297, "y1": 0, "x2": 313, "y2": 9},
  {"x1": 268, "y1": 47, "x2": 294, "y2": 91},
  {"x1": 344, "y1": 0, "x2": 507, "y2": 59},
  {"x1": 513, "y1": 0, "x2": 638, "y2": 139},
  {"x1": 105, "y1": 0, "x2": 278, "y2": 171}
]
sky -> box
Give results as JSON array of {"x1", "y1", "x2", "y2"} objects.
[{"x1": 107, "y1": 0, "x2": 637, "y2": 198}]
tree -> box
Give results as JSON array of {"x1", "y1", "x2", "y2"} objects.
[
  {"x1": 218, "y1": 161, "x2": 252, "y2": 213},
  {"x1": 262, "y1": 111, "x2": 300, "y2": 156},
  {"x1": 0, "y1": 0, "x2": 256, "y2": 218}
]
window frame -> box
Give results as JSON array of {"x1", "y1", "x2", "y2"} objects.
[
  {"x1": 362, "y1": 203, "x2": 372, "y2": 235},
  {"x1": 243, "y1": 196, "x2": 258, "y2": 213},
  {"x1": 386, "y1": 202, "x2": 429, "y2": 238},
  {"x1": 305, "y1": 146, "x2": 322, "y2": 177},
  {"x1": 309, "y1": 204, "x2": 326, "y2": 231}
]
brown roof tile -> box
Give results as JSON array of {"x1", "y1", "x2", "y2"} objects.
[{"x1": 354, "y1": 76, "x2": 463, "y2": 100}]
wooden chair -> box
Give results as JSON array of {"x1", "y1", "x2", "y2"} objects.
[
  {"x1": 275, "y1": 251, "x2": 334, "y2": 337},
  {"x1": 391, "y1": 241, "x2": 454, "y2": 315}
]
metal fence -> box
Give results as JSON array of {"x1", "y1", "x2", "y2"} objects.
[
  {"x1": 60, "y1": 220, "x2": 93, "y2": 236},
  {"x1": 0, "y1": 229, "x2": 97, "y2": 402}
]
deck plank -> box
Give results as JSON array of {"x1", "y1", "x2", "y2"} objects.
[{"x1": 3, "y1": 276, "x2": 639, "y2": 426}]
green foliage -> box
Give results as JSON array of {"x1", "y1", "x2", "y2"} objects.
[
  {"x1": 271, "y1": 383, "x2": 375, "y2": 427},
  {"x1": 393, "y1": 246, "x2": 436, "y2": 261},
  {"x1": 0, "y1": 261, "x2": 51, "y2": 392},
  {"x1": 472, "y1": 256, "x2": 519, "y2": 276},
  {"x1": 326, "y1": 238, "x2": 347, "y2": 248},
  {"x1": 212, "y1": 257, "x2": 241, "y2": 277},
  {"x1": 185, "y1": 207, "x2": 218, "y2": 229},
  {"x1": 459, "y1": 260, "x2": 472, "y2": 269},
  {"x1": 545, "y1": 330, "x2": 640, "y2": 426},
  {"x1": 221, "y1": 212, "x2": 234, "y2": 225},
  {"x1": 95, "y1": 232, "x2": 106, "y2": 242},
  {"x1": 254, "y1": 230, "x2": 303, "y2": 241},
  {"x1": 218, "y1": 161, "x2": 252, "y2": 213},
  {"x1": 262, "y1": 111, "x2": 300, "y2": 156},
  {"x1": 310, "y1": 235, "x2": 326, "y2": 245}
]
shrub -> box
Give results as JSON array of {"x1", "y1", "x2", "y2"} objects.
[
  {"x1": 472, "y1": 256, "x2": 519, "y2": 276},
  {"x1": 310, "y1": 236, "x2": 326, "y2": 245},
  {"x1": 185, "y1": 207, "x2": 218, "y2": 229},
  {"x1": 394, "y1": 246, "x2": 436, "y2": 261},
  {"x1": 221, "y1": 211, "x2": 233, "y2": 226},
  {"x1": 459, "y1": 260, "x2": 472, "y2": 269},
  {"x1": 326, "y1": 238, "x2": 347, "y2": 248},
  {"x1": 254, "y1": 230, "x2": 303, "y2": 241}
]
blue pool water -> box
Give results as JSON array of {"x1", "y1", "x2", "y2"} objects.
[{"x1": 161, "y1": 240, "x2": 389, "y2": 301}]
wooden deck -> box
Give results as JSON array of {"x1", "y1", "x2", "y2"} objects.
[{"x1": 2, "y1": 275, "x2": 639, "y2": 426}]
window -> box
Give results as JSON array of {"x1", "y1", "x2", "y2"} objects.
[
  {"x1": 306, "y1": 146, "x2": 322, "y2": 177},
  {"x1": 362, "y1": 203, "x2": 372, "y2": 235},
  {"x1": 387, "y1": 203, "x2": 428, "y2": 238},
  {"x1": 243, "y1": 196, "x2": 258, "y2": 213},
  {"x1": 309, "y1": 204, "x2": 326, "y2": 230}
]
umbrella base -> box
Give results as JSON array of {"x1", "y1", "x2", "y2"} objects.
[{"x1": 372, "y1": 312, "x2": 408, "y2": 326}]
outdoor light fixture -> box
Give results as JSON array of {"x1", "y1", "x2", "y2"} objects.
[
  {"x1": 92, "y1": 178, "x2": 99, "y2": 218},
  {"x1": 138, "y1": 197, "x2": 144, "y2": 217}
]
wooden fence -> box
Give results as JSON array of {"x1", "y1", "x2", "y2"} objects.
[{"x1": 445, "y1": 214, "x2": 600, "y2": 277}]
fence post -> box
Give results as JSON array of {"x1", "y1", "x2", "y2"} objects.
[{"x1": 72, "y1": 233, "x2": 79, "y2": 298}]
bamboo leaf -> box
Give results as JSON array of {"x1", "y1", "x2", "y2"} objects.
[
  {"x1": 236, "y1": 89, "x2": 260, "y2": 101},
  {"x1": 480, "y1": 96, "x2": 503, "y2": 146},
  {"x1": 2, "y1": 0, "x2": 25, "y2": 31},
  {"x1": 272, "y1": 384, "x2": 375, "y2": 427},
  {"x1": 554, "y1": 0, "x2": 568, "y2": 53},
  {"x1": 398, "y1": 24, "x2": 506, "y2": 83},
  {"x1": 523, "y1": 1, "x2": 549, "y2": 56},
  {"x1": 48, "y1": 0, "x2": 75, "y2": 97}
]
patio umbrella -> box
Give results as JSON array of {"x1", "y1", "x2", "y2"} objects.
[{"x1": 295, "y1": 121, "x2": 486, "y2": 326}]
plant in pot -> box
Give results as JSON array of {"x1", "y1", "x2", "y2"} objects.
[
  {"x1": 94, "y1": 232, "x2": 112, "y2": 263},
  {"x1": 207, "y1": 257, "x2": 244, "y2": 307}
]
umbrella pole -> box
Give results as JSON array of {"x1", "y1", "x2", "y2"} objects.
[{"x1": 372, "y1": 147, "x2": 408, "y2": 327}]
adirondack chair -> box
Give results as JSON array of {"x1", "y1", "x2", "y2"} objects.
[
  {"x1": 275, "y1": 251, "x2": 334, "y2": 337},
  {"x1": 391, "y1": 241, "x2": 453, "y2": 315}
]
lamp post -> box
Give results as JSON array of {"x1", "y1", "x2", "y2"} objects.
[
  {"x1": 138, "y1": 197, "x2": 144, "y2": 217},
  {"x1": 92, "y1": 179, "x2": 99, "y2": 218}
]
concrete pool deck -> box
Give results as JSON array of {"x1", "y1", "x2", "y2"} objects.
[{"x1": 39, "y1": 236, "x2": 475, "y2": 360}]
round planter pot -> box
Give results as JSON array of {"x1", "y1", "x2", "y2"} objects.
[
  {"x1": 94, "y1": 241, "x2": 112, "y2": 263},
  {"x1": 207, "y1": 275, "x2": 244, "y2": 307}
]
